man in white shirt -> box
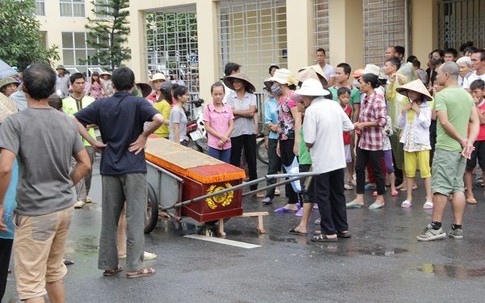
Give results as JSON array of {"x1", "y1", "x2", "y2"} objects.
[
  {"x1": 297, "y1": 78, "x2": 354, "y2": 242},
  {"x1": 463, "y1": 50, "x2": 485, "y2": 91},
  {"x1": 315, "y1": 48, "x2": 335, "y2": 86}
]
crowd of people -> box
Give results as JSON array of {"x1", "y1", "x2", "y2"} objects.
[{"x1": 0, "y1": 42, "x2": 484, "y2": 302}]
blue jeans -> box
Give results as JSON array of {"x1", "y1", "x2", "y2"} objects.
[{"x1": 208, "y1": 147, "x2": 231, "y2": 163}]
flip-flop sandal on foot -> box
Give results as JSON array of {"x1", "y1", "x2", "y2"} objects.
[
  {"x1": 311, "y1": 234, "x2": 338, "y2": 242},
  {"x1": 288, "y1": 228, "x2": 307, "y2": 236},
  {"x1": 103, "y1": 265, "x2": 122, "y2": 276},
  {"x1": 126, "y1": 267, "x2": 156, "y2": 279}
]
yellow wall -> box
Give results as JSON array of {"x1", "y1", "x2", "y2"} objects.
[
  {"x1": 328, "y1": 0, "x2": 364, "y2": 70},
  {"x1": 286, "y1": 0, "x2": 313, "y2": 72},
  {"x1": 411, "y1": 0, "x2": 438, "y2": 64}
]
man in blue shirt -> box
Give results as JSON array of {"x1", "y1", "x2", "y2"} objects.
[{"x1": 75, "y1": 67, "x2": 164, "y2": 278}]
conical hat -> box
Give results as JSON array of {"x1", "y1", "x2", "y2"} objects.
[
  {"x1": 0, "y1": 92, "x2": 18, "y2": 123},
  {"x1": 396, "y1": 79, "x2": 433, "y2": 101},
  {"x1": 223, "y1": 73, "x2": 256, "y2": 93}
]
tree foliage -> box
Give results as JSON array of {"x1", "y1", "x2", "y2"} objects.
[
  {"x1": 0, "y1": 0, "x2": 59, "y2": 68},
  {"x1": 85, "y1": 0, "x2": 131, "y2": 70}
]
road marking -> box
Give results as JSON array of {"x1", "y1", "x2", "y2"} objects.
[{"x1": 184, "y1": 235, "x2": 261, "y2": 249}]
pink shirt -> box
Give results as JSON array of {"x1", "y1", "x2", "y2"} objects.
[{"x1": 203, "y1": 103, "x2": 234, "y2": 150}]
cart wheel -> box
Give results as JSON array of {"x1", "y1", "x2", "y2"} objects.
[{"x1": 144, "y1": 184, "x2": 159, "y2": 234}]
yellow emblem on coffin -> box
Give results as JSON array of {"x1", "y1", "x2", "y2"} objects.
[{"x1": 206, "y1": 183, "x2": 234, "y2": 210}]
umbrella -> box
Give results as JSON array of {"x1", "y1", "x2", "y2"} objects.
[{"x1": 0, "y1": 59, "x2": 17, "y2": 79}]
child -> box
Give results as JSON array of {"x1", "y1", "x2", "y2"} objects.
[
  {"x1": 169, "y1": 85, "x2": 190, "y2": 145},
  {"x1": 373, "y1": 115, "x2": 398, "y2": 197},
  {"x1": 464, "y1": 79, "x2": 485, "y2": 204},
  {"x1": 337, "y1": 87, "x2": 354, "y2": 189},
  {"x1": 396, "y1": 80, "x2": 433, "y2": 208},
  {"x1": 203, "y1": 81, "x2": 234, "y2": 163}
]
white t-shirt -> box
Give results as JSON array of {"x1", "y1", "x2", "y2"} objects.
[
  {"x1": 463, "y1": 71, "x2": 485, "y2": 89},
  {"x1": 303, "y1": 97, "x2": 354, "y2": 174}
]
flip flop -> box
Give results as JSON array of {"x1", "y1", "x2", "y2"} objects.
[
  {"x1": 288, "y1": 228, "x2": 307, "y2": 236},
  {"x1": 369, "y1": 202, "x2": 385, "y2": 210},
  {"x1": 126, "y1": 267, "x2": 156, "y2": 279},
  {"x1": 311, "y1": 234, "x2": 338, "y2": 242},
  {"x1": 346, "y1": 201, "x2": 363, "y2": 209},
  {"x1": 103, "y1": 265, "x2": 123, "y2": 277}
]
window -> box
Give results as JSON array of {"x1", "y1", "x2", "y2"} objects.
[
  {"x1": 62, "y1": 32, "x2": 98, "y2": 74},
  {"x1": 36, "y1": 0, "x2": 45, "y2": 16},
  {"x1": 60, "y1": 0, "x2": 85, "y2": 17},
  {"x1": 94, "y1": 0, "x2": 113, "y2": 19}
]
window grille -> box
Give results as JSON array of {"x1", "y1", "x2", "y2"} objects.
[
  {"x1": 363, "y1": 0, "x2": 406, "y2": 65},
  {"x1": 314, "y1": 0, "x2": 330, "y2": 59},
  {"x1": 218, "y1": 0, "x2": 287, "y2": 93},
  {"x1": 145, "y1": 5, "x2": 199, "y2": 95},
  {"x1": 438, "y1": 0, "x2": 485, "y2": 50}
]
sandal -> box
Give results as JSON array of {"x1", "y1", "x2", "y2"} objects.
[
  {"x1": 337, "y1": 231, "x2": 351, "y2": 238},
  {"x1": 288, "y1": 228, "x2": 307, "y2": 236},
  {"x1": 401, "y1": 200, "x2": 412, "y2": 208},
  {"x1": 311, "y1": 234, "x2": 338, "y2": 242},
  {"x1": 126, "y1": 267, "x2": 156, "y2": 279},
  {"x1": 103, "y1": 265, "x2": 122, "y2": 276}
]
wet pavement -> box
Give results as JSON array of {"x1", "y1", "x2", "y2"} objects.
[{"x1": 4, "y1": 160, "x2": 485, "y2": 302}]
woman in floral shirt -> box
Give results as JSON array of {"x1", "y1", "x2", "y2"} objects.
[{"x1": 268, "y1": 69, "x2": 302, "y2": 213}]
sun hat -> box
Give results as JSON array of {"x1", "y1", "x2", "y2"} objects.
[
  {"x1": 362, "y1": 64, "x2": 381, "y2": 77},
  {"x1": 55, "y1": 65, "x2": 66, "y2": 71},
  {"x1": 223, "y1": 73, "x2": 256, "y2": 93},
  {"x1": 100, "y1": 71, "x2": 111, "y2": 77},
  {"x1": 0, "y1": 77, "x2": 18, "y2": 90},
  {"x1": 396, "y1": 79, "x2": 433, "y2": 101},
  {"x1": 151, "y1": 73, "x2": 166, "y2": 82},
  {"x1": 294, "y1": 78, "x2": 330, "y2": 97},
  {"x1": 263, "y1": 77, "x2": 274, "y2": 91},
  {"x1": 268, "y1": 68, "x2": 298, "y2": 86},
  {"x1": 160, "y1": 81, "x2": 173, "y2": 93},
  {"x1": 0, "y1": 92, "x2": 18, "y2": 123},
  {"x1": 295, "y1": 68, "x2": 328, "y2": 86},
  {"x1": 136, "y1": 83, "x2": 153, "y2": 98},
  {"x1": 308, "y1": 65, "x2": 329, "y2": 86}
]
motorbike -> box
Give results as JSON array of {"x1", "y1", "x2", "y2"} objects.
[{"x1": 185, "y1": 99, "x2": 207, "y2": 153}]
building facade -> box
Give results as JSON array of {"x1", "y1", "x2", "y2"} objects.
[{"x1": 37, "y1": 0, "x2": 485, "y2": 100}]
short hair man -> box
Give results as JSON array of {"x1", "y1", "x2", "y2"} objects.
[
  {"x1": 55, "y1": 65, "x2": 70, "y2": 98},
  {"x1": 463, "y1": 49, "x2": 485, "y2": 90},
  {"x1": 444, "y1": 48, "x2": 458, "y2": 62},
  {"x1": 385, "y1": 46, "x2": 396, "y2": 60},
  {"x1": 328, "y1": 63, "x2": 361, "y2": 121},
  {"x1": 0, "y1": 63, "x2": 91, "y2": 302},
  {"x1": 417, "y1": 62, "x2": 479, "y2": 241},
  {"x1": 74, "y1": 66, "x2": 164, "y2": 278},
  {"x1": 297, "y1": 78, "x2": 354, "y2": 241},
  {"x1": 315, "y1": 48, "x2": 336, "y2": 85},
  {"x1": 63, "y1": 72, "x2": 97, "y2": 208},
  {"x1": 394, "y1": 45, "x2": 405, "y2": 63}
]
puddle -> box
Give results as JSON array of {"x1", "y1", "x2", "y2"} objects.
[
  {"x1": 268, "y1": 235, "x2": 299, "y2": 244},
  {"x1": 355, "y1": 247, "x2": 408, "y2": 257},
  {"x1": 418, "y1": 264, "x2": 485, "y2": 278}
]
